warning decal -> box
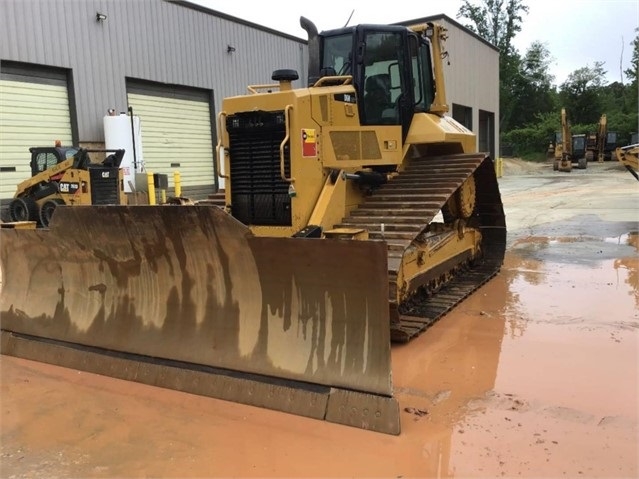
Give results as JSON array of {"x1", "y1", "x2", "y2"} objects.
[{"x1": 301, "y1": 129, "x2": 317, "y2": 157}]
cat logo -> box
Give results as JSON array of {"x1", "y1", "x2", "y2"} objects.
[
  {"x1": 101, "y1": 171, "x2": 110, "y2": 178},
  {"x1": 59, "y1": 182, "x2": 79, "y2": 193}
]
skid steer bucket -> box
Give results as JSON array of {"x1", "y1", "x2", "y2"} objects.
[{"x1": 0, "y1": 205, "x2": 399, "y2": 434}]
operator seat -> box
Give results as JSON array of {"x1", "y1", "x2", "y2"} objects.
[{"x1": 364, "y1": 74, "x2": 391, "y2": 124}]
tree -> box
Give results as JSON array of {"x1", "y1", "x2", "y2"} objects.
[
  {"x1": 456, "y1": 0, "x2": 530, "y2": 132},
  {"x1": 457, "y1": 0, "x2": 529, "y2": 54},
  {"x1": 508, "y1": 41, "x2": 557, "y2": 130},
  {"x1": 560, "y1": 62, "x2": 607, "y2": 125},
  {"x1": 624, "y1": 27, "x2": 639, "y2": 85}
]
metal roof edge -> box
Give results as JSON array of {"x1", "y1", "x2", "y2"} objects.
[{"x1": 394, "y1": 13, "x2": 500, "y2": 53}]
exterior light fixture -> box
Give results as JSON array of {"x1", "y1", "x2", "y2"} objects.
[
  {"x1": 227, "y1": 45, "x2": 236, "y2": 54},
  {"x1": 96, "y1": 12, "x2": 107, "y2": 22}
]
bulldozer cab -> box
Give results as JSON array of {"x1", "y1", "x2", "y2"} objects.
[{"x1": 315, "y1": 24, "x2": 435, "y2": 137}]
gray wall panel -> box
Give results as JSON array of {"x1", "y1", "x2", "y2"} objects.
[
  {"x1": 441, "y1": 18, "x2": 500, "y2": 157},
  {"x1": 1, "y1": 0, "x2": 307, "y2": 142},
  {"x1": 2, "y1": 2, "x2": 495, "y2": 154}
]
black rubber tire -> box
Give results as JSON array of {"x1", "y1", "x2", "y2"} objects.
[
  {"x1": 39, "y1": 198, "x2": 65, "y2": 228},
  {"x1": 8, "y1": 196, "x2": 38, "y2": 222}
]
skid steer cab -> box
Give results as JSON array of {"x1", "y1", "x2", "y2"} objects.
[{"x1": 8, "y1": 145, "x2": 126, "y2": 227}]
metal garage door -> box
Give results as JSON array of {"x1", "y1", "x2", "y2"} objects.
[
  {"x1": 127, "y1": 84, "x2": 215, "y2": 199},
  {"x1": 0, "y1": 75, "x2": 73, "y2": 200}
]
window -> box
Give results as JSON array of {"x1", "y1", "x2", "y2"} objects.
[
  {"x1": 35, "y1": 153, "x2": 58, "y2": 173},
  {"x1": 322, "y1": 34, "x2": 353, "y2": 76},
  {"x1": 452, "y1": 104, "x2": 473, "y2": 130},
  {"x1": 362, "y1": 31, "x2": 403, "y2": 125}
]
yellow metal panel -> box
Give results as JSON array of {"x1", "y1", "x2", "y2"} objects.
[{"x1": 0, "y1": 80, "x2": 72, "y2": 199}]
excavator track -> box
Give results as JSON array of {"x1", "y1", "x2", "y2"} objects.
[{"x1": 338, "y1": 153, "x2": 506, "y2": 343}]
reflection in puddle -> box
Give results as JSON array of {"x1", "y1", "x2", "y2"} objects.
[
  {"x1": 604, "y1": 230, "x2": 638, "y2": 246},
  {"x1": 505, "y1": 258, "x2": 637, "y2": 331},
  {"x1": 505, "y1": 234, "x2": 638, "y2": 329},
  {"x1": 397, "y1": 236, "x2": 639, "y2": 476},
  {"x1": 442, "y1": 247, "x2": 639, "y2": 476}
]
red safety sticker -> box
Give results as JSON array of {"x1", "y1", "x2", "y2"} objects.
[{"x1": 301, "y1": 129, "x2": 317, "y2": 157}]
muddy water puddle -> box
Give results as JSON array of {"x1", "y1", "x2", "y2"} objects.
[
  {"x1": 392, "y1": 236, "x2": 638, "y2": 477},
  {"x1": 1, "y1": 237, "x2": 638, "y2": 478}
]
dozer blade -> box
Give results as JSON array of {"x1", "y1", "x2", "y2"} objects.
[{"x1": 0, "y1": 205, "x2": 399, "y2": 434}]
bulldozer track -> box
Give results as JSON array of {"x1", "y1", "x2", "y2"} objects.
[{"x1": 338, "y1": 153, "x2": 506, "y2": 343}]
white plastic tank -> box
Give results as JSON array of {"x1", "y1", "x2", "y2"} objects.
[{"x1": 103, "y1": 110, "x2": 144, "y2": 192}]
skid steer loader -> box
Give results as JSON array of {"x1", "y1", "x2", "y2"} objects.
[
  {"x1": 0, "y1": 18, "x2": 505, "y2": 435},
  {"x1": 7, "y1": 144, "x2": 125, "y2": 227}
]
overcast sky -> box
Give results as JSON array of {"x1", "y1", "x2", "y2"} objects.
[{"x1": 193, "y1": 0, "x2": 638, "y2": 86}]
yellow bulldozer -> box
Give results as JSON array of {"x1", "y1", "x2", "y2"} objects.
[
  {"x1": 0, "y1": 18, "x2": 505, "y2": 435},
  {"x1": 7, "y1": 144, "x2": 126, "y2": 227}
]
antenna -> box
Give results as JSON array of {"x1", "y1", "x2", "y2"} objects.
[
  {"x1": 344, "y1": 9, "x2": 354, "y2": 27},
  {"x1": 619, "y1": 35, "x2": 624, "y2": 85}
]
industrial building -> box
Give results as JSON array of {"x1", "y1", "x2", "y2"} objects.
[{"x1": 0, "y1": 0, "x2": 499, "y2": 201}]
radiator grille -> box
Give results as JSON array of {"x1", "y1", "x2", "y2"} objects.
[
  {"x1": 89, "y1": 167, "x2": 121, "y2": 205},
  {"x1": 227, "y1": 111, "x2": 291, "y2": 226}
]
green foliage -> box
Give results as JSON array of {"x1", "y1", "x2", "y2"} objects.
[
  {"x1": 457, "y1": 0, "x2": 530, "y2": 131},
  {"x1": 508, "y1": 41, "x2": 557, "y2": 129},
  {"x1": 457, "y1": 1, "x2": 638, "y2": 157},
  {"x1": 502, "y1": 111, "x2": 559, "y2": 156},
  {"x1": 457, "y1": 0, "x2": 529, "y2": 53},
  {"x1": 606, "y1": 111, "x2": 639, "y2": 145},
  {"x1": 625, "y1": 27, "x2": 639, "y2": 84},
  {"x1": 559, "y1": 62, "x2": 607, "y2": 124}
]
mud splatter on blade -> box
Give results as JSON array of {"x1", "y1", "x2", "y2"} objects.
[{"x1": 0, "y1": 205, "x2": 399, "y2": 434}]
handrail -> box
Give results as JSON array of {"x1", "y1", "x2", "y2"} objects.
[
  {"x1": 312, "y1": 75, "x2": 352, "y2": 87},
  {"x1": 215, "y1": 111, "x2": 229, "y2": 179},
  {"x1": 247, "y1": 83, "x2": 280, "y2": 94},
  {"x1": 279, "y1": 104, "x2": 294, "y2": 183}
]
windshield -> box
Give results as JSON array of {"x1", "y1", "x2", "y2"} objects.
[{"x1": 322, "y1": 34, "x2": 352, "y2": 75}]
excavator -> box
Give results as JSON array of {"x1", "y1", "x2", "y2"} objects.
[
  {"x1": 0, "y1": 18, "x2": 505, "y2": 435},
  {"x1": 553, "y1": 108, "x2": 584, "y2": 171},
  {"x1": 7, "y1": 143, "x2": 125, "y2": 227},
  {"x1": 584, "y1": 114, "x2": 615, "y2": 163}
]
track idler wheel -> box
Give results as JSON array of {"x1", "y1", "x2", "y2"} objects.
[
  {"x1": 445, "y1": 175, "x2": 476, "y2": 220},
  {"x1": 39, "y1": 198, "x2": 65, "y2": 227},
  {"x1": 9, "y1": 196, "x2": 38, "y2": 222}
]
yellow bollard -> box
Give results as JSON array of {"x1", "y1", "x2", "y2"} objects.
[
  {"x1": 174, "y1": 171, "x2": 181, "y2": 197},
  {"x1": 494, "y1": 158, "x2": 503, "y2": 178},
  {"x1": 160, "y1": 189, "x2": 166, "y2": 204},
  {"x1": 146, "y1": 171, "x2": 156, "y2": 205}
]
